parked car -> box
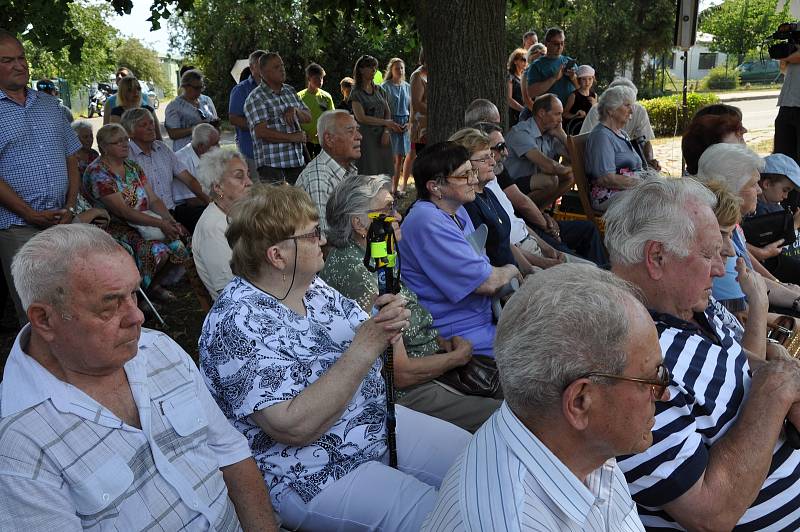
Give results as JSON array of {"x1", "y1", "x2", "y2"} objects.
[{"x1": 736, "y1": 59, "x2": 784, "y2": 84}]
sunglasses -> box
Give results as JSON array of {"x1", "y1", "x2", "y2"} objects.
[
  {"x1": 578, "y1": 363, "x2": 671, "y2": 400},
  {"x1": 490, "y1": 142, "x2": 507, "y2": 152}
]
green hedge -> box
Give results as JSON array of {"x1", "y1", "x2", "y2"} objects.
[
  {"x1": 639, "y1": 92, "x2": 721, "y2": 137},
  {"x1": 702, "y1": 66, "x2": 740, "y2": 91}
]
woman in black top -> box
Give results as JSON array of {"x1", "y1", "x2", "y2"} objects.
[
  {"x1": 563, "y1": 64, "x2": 597, "y2": 133},
  {"x1": 506, "y1": 48, "x2": 527, "y2": 127}
]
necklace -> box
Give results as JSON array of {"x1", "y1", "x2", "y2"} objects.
[{"x1": 475, "y1": 192, "x2": 503, "y2": 225}]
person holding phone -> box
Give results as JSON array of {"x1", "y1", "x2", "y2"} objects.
[{"x1": 526, "y1": 27, "x2": 579, "y2": 106}]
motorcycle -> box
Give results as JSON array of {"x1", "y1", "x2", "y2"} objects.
[{"x1": 87, "y1": 82, "x2": 111, "y2": 118}]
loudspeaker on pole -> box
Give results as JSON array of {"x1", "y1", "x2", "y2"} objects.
[{"x1": 674, "y1": 0, "x2": 700, "y2": 50}]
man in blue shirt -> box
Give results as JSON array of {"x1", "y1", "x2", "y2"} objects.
[
  {"x1": 526, "y1": 27, "x2": 578, "y2": 106},
  {"x1": 229, "y1": 49, "x2": 265, "y2": 180},
  {"x1": 0, "y1": 30, "x2": 81, "y2": 325}
]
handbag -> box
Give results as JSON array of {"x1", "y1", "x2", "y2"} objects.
[
  {"x1": 129, "y1": 210, "x2": 166, "y2": 240},
  {"x1": 742, "y1": 210, "x2": 796, "y2": 248},
  {"x1": 435, "y1": 354, "x2": 502, "y2": 398},
  {"x1": 768, "y1": 315, "x2": 800, "y2": 357}
]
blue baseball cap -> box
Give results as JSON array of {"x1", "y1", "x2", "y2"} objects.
[{"x1": 762, "y1": 153, "x2": 800, "y2": 189}]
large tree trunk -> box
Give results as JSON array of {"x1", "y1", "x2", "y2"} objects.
[{"x1": 414, "y1": 0, "x2": 507, "y2": 143}]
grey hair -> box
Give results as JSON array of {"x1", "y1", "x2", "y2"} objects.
[
  {"x1": 464, "y1": 99, "x2": 500, "y2": 127},
  {"x1": 11, "y1": 225, "x2": 124, "y2": 311},
  {"x1": 96, "y1": 123, "x2": 127, "y2": 154},
  {"x1": 195, "y1": 146, "x2": 247, "y2": 196},
  {"x1": 696, "y1": 143, "x2": 765, "y2": 195},
  {"x1": 317, "y1": 109, "x2": 351, "y2": 146},
  {"x1": 603, "y1": 177, "x2": 717, "y2": 266},
  {"x1": 71, "y1": 119, "x2": 93, "y2": 134},
  {"x1": 326, "y1": 174, "x2": 391, "y2": 248},
  {"x1": 191, "y1": 122, "x2": 218, "y2": 149},
  {"x1": 180, "y1": 68, "x2": 203, "y2": 86},
  {"x1": 120, "y1": 107, "x2": 154, "y2": 134},
  {"x1": 608, "y1": 76, "x2": 638, "y2": 98},
  {"x1": 495, "y1": 264, "x2": 643, "y2": 414},
  {"x1": 597, "y1": 86, "x2": 636, "y2": 121}
]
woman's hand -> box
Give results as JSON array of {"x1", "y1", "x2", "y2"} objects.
[
  {"x1": 363, "y1": 293, "x2": 410, "y2": 347},
  {"x1": 160, "y1": 219, "x2": 185, "y2": 241},
  {"x1": 737, "y1": 258, "x2": 768, "y2": 314},
  {"x1": 385, "y1": 121, "x2": 404, "y2": 133},
  {"x1": 381, "y1": 129, "x2": 391, "y2": 146},
  {"x1": 761, "y1": 239, "x2": 785, "y2": 260}
]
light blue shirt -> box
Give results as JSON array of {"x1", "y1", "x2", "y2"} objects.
[
  {"x1": 0, "y1": 89, "x2": 81, "y2": 229},
  {"x1": 424, "y1": 402, "x2": 645, "y2": 531}
]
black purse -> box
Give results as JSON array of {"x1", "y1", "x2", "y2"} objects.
[
  {"x1": 435, "y1": 355, "x2": 503, "y2": 399},
  {"x1": 741, "y1": 210, "x2": 796, "y2": 248}
]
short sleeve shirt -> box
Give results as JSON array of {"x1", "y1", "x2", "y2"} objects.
[
  {"x1": 397, "y1": 201, "x2": 496, "y2": 356},
  {"x1": 0, "y1": 89, "x2": 81, "y2": 229},
  {"x1": 199, "y1": 276, "x2": 388, "y2": 510},
  {"x1": 504, "y1": 117, "x2": 558, "y2": 180},
  {"x1": 526, "y1": 55, "x2": 575, "y2": 105},
  {"x1": 128, "y1": 140, "x2": 188, "y2": 210},
  {"x1": 297, "y1": 88, "x2": 334, "y2": 145},
  {"x1": 164, "y1": 95, "x2": 218, "y2": 151},
  {"x1": 618, "y1": 307, "x2": 800, "y2": 530},
  {"x1": 228, "y1": 76, "x2": 258, "y2": 158},
  {"x1": 579, "y1": 103, "x2": 655, "y2": 142},
  {"x1": 0, "y1": 326, "x2": 251, "y2": 531},
  {"x1": 244, "y1": 83, "x2": 309, "y2": 169},
  {"x1": 584, "y1": 124, "x2": 643, "y2": 181}
]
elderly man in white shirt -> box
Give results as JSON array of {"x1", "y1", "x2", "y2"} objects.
[
  {"x1": 174, "y1": 123, "x2": 220, "y2": 233},
  {"x1": 425, "y1": 264, "x2": 665, "y2": 531},
  {"x1": 0, "y1": 224, "x2": 277, "y2": 531}
]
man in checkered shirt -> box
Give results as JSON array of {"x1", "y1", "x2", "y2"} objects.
[
  {"x1": 0, "y1": 224, "x2": 278, "y2": 531},
  {"x1": 0, "y1": 30, "x2": 82, "y2": 325},
  {"x1": 244, "y1": 52, "x2": 311, "y2": 185}
]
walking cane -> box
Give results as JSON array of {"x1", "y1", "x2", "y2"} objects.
[{"x1": 363, "y1": 212, "x2": 399, "y2": 468}]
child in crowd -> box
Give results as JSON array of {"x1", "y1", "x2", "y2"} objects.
[
  {"x1": 750, "y1": 153, "x2": 800, "y2": 283},
  {"x1": 563, "y1": 64, "x2": 596, "y2": 130}
]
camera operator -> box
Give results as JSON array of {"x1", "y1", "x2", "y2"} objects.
[{"x1": 775, "y1": 34, "x2": 800, "y2": 165}]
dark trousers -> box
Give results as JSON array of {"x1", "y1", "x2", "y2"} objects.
[
  {"x1": 172, "y1": 203, "x2": 206, "y2": 234},
  {"x1": 534, "y1": 219, "x2": 608, "y2": 266},
  {"x1": 775, "y1": 106, "x2": 800, "y2": 163},
  {"x1": 775, "y1": 107, "x2": 800, "y2": 211},
  {"x1": 257, "y1": 165, "x2": 303, "y2": 185}
]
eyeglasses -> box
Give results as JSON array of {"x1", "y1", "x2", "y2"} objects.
[
  {"x1": 288, "y1": 225, "x2": 322, "y2": 241},
  {"x1": 198, "y1": 107, "x2": 211, "y2": 120},
  {"x1": 470, "y1": 156, "x2": 493, "y2": 165},
  {"x1": 490, "y1": 142, "x2": 507, "y2": 152},
  {"x1": 447, "y1": 169, "x2": 478, "y2": 181},
  {"x1": 578, "y1": 363, "x2": 671, "y2": 400}
]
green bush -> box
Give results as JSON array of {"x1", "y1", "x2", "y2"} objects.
[
  {"x1": 640, "y1": 92, "x2": 720, "y2": 137},
  {"x1": 702, "y1": 66, "x2": 740, "y2": 90}
]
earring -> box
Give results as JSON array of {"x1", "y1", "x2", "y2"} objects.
[{"x1": 282, "y1": 273, "x2": 286, "y2": 283}]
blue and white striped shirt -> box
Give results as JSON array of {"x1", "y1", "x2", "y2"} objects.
[
  {"x1": 423, "y1": 402, "x2": 644, "y2": 532},
  {"x1": 618, "y1": 307, "x2": 800, "y2": 530},
  {"x1": 0, "y1": 89, "x2": 81, "y2": 229}
]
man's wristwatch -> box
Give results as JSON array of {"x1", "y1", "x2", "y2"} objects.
[{"x1": 67, "y1": 206, "x2": 78, "y2": 218}]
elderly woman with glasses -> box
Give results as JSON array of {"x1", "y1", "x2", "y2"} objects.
[
  {"x1": 165, "y1": 69, "x2": 219, "y2": 151},
  {"x1": 199, "y1": 185, "x2": 469, "y2": 530},
  {"x1": 108, "y1": 75, "x2": 162, "y2": 141},
  {"x1": 320, "y1": 174, "x2": 501, "y2": 431},
  {"x1": 398, "y1": 142, "x2": 520, "y2": 358},
  {"x1": 192, "y1": 147, "x2": 253, "y2": 300},
  {"x1": 585, "y1": 85, "x2": 645, "y2": 211},
  {"x1": 82, "y1": 123, "x2": 190, "y2": 297}
]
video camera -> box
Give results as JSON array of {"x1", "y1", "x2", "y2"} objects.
[{"x1": 768, "y1": 22, "x2": 800, "y2": 60}]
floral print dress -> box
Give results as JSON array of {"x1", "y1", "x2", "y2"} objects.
[{"x1": 82, "y1": 157, "x2": 190, "y2": 288}]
